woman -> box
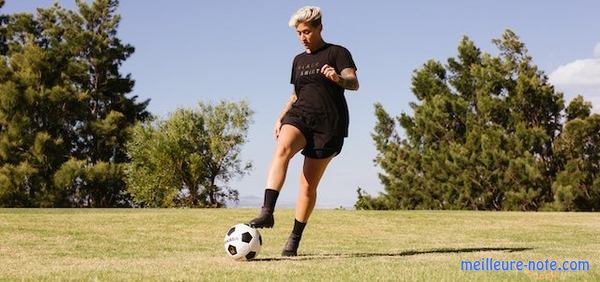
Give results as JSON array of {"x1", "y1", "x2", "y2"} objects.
[{"x1": 249, "y1": 6, "x2": 359, "y2": 257}]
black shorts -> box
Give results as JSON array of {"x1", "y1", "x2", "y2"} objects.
[{"x1": 281, "y1": 113, "x2": 344, "y2": 159}]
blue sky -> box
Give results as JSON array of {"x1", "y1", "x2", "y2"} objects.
[{"x1": 4, "y1": 1, "x2": 600, "y2": 208}]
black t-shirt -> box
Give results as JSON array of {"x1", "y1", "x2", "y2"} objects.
[{"x1": 288, "y1": 43, "x2": 357, "y2": 137}]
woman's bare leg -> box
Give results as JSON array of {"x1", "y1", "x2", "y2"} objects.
[
  {"x1": 295, "y1": 155, "x2": 334, "y2": 222},
  {"x1": 282, "y1": 155, "x2": 334, "y2": 256},
  {"x1": 249, "y1": 124, "x2": 305, "y2": 228},
  {"x1": 266, "y1": 124, "x2": 306, "y2": 191}
]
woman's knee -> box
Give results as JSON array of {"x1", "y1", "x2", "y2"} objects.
[
  {"x1": 299, "y1": 181, "x2": 318, "y2": 196},
  {"x1": 275, "y1": 125, "x2": 305, "y2": 158},
  {"x1": 274, "y1": 143, "x2": 296, "y2": 160}
]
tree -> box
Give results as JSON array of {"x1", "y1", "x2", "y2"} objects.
[
  {"x1": 357, "y1": 30, "x2": 579, "y2": 211},
  {"x1": 0, "y1": 0, "x2": 149, "y2": 207},
  {"x1": 551, "y1": 97, "x2": 600, "y2": 211},
  {"x1": 565, "y1": 95, "x2": 592, "y2": 121},
  {"x1": 0, "y1": 3, "x2": 81, "y2": 206},
  {"x1": 125, "y1": 101, "x2": 253, "y2": 208},
  {"x1": 50, "y1": 0, "x2": 150, "y2": 207}
]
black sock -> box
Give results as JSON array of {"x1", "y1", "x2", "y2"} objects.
[
  {"x1": 262, "y1": 188, "x2": 279, "y2": 214},
  {"x1": 292, "y1": 219, "x2": 306, "y2": 237}
]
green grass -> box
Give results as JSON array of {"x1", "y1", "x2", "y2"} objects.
[{"x1": 0, "y1": 209, "x2": 598, "y2": 281}]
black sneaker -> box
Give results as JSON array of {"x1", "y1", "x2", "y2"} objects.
[
  {"x1": 281, "y1": 233, "x2": 301, "y2": 257},
  {"x1": 248, "y1": 209, "x2": 274, "y2": 228}
]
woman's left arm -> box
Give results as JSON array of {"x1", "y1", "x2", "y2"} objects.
[
  {"x1": 321, "y1": 64, "x2": 359, "y2": 91},
  {"x1": 336, "y1": 67, "x2": 359, "y2": 91}
]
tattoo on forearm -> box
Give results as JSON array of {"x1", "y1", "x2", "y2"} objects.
[
  {"x1": 338, "y1": 68, "x2": 359, "y2": 90},
  {"x1": 338, "y1": 76, "x2": 359, "y2": 90}
]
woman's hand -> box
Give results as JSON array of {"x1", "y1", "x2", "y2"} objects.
[
  {"x1": 321, "y1": 65, "x2": 359, "y2": 90},
  {"x1": 321, "y1": 64, "x2": 340, "y2": 83}
]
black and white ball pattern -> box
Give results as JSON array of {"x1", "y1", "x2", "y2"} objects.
[{"x1": 223, "y1": 223, "x2": 262, "y2": 260}]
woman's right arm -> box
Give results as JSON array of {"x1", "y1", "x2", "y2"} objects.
[{"x1": 274, "y1": 90, "x2": 297, "y2": 139}]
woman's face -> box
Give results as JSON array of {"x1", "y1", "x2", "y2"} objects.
[{"x1": 295, "y1": 22, "x2": 322, "y2": 52}]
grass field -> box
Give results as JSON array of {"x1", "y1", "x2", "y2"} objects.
[{"x1": 0, "y1": 209, "x2": 598, "y2": 281}]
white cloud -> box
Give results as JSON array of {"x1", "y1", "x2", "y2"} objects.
[
  {"x1": 549, "y1": 57, "x2": 600, "y2": 112},
  {"x1": 595, "y1": 42, "x2": 600, "y2": 58},
  {"x1": 549, "y1": 59, "x2": 600, "y2": 86}
]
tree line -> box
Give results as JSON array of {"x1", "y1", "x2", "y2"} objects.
[
  {"x1": 1, "y1": 1, "x2": 598, "y2": 210},
  {"x1": 0, "y1": 0, "x2": 252, "y2": 208},
  {"x1": 356, "y1": 31, "x2": 600, "y2": 211}
]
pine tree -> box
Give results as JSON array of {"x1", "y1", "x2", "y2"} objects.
[
  {"x1": 0, "y1": 0, "x2": 148, "y2": 207},
  {"x1": 551, "y1": 97, "x2": 600, "y2": 211},
  {"x1": 359, "y1": 30, "x2": 571, "y2": 211},
  {"x1": 0, "y1": 5, "x2": 80, "y2": 206},
  {"x1": 51, "y1": 0, "x2": 150, "y2": 207}
]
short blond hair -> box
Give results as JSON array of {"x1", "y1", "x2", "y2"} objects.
[{"x1": 288, "y1": 6, "x2": 322, "y2": 28}]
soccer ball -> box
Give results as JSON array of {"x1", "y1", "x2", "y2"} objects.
[{"x1": 223, "y1": 223, "x2": 262, "y2": 260}]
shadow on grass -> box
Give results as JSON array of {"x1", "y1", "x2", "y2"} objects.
[{"x1": 251, "y1": 247, "x2": 533, "y2": 262}]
